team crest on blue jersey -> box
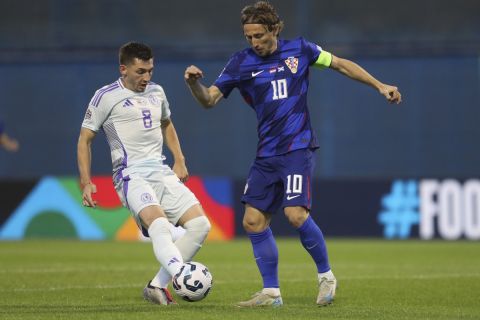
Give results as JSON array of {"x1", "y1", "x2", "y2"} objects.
[
  {"x1": 141, "y1": 193, "x2": 154, "y2": 203},
  {"x1": 285, "y1": 56, "x2": 299, "y2": 74}
]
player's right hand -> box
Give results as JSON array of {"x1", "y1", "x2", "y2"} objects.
[
  {"x1": 82, "y1": 182, "x2": 97, "y2": 208},
  {"x1": 184, "y1": 65, "x2": 204, "y2": 85},
  {"x1": 379, "y1": 84, "x2": 402, "y2": 104}
]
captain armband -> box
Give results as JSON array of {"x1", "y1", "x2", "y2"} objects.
[{"x1": 313, "y1": 50, "x2": 333, "y2": 70}]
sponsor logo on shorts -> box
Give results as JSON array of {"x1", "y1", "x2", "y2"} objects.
[{"x1": 141, "y1": 193, "x2": 154, "y2": 203}]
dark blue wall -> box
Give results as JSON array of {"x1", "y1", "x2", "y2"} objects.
[{"x1": 0, "y1": 0, "x2": 479, "y2": 179}]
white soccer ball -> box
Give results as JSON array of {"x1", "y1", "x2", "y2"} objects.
[{"x1": 172, "y1": 261, "x2": 212, "y2": 302}]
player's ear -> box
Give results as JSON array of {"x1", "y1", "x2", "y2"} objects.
[
  {"x1": 272, "y1": 24, "x2": 281, "y2": 38},
  {"x1": 119, "y1": 65, "x2": 127, "y2": 77}
]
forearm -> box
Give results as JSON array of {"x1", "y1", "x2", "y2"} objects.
[
  {"x1": 330, "y1": 55, "x2": 402, "y2": 104},
  {"x1": 187, "y1": 81, "x2": 216, "y2": 109},
  {"x1": 77, "y1": 138, "x2": 93, "y2": 187},
  {"x1": 332, "y1": 57, "x2": 383, "y2": 91},
  {"x1": 163, "y1": 122, "x2": 185, "y2": 163}
]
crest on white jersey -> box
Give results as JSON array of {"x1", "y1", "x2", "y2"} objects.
[{"x1": 148, "y1": 94, "x2": 161, "y2": 105}]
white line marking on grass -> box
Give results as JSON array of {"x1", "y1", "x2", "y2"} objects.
[
  {"x1": 0, "y1": 266, "x2": 153, "y2": 274},
  {"x1": 2, "y1": 283, "x2": 143, "y2": 292},
  {"x1": 1, "y1": 273, "x2": 478, "y2": 293}
]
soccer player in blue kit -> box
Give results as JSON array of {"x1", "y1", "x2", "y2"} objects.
[{"x1": 185, "y1": 1, "x2": 402, "y2": 307}]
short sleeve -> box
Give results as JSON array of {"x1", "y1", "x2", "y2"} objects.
[
  {"x1": 300, "y1": 38, "x2": 321, "y2": 65},
  {"x1": 213, "y1": 54, "x2": 241, "y2": 98},
  {"x1": 159, "y1": 87, "x2": 171, "y2": 120},
  {"x1": 81, "y1": 93, "x2": 113, "y2": 132}
]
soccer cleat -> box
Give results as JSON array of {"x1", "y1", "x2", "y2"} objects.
[
  {"x1": 316, "y1": 276, "x2": 337, "y2": 306},
  {"x1": 236, "y1": 291, "x2": 283, "y2": 308},
  {"x1": 143, "y1": 281, "x2": 177, "y2": 305}
]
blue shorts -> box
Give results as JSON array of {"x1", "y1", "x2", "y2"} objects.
[{"x1": 241, "y1": 148, "x2": 315, "y2": 214}]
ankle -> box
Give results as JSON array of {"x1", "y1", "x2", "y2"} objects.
[
  {"x1": 318, "y1": 270, "x2": 335, "y2": 281},
  {"x1": 262, "y1": 287, "x2": 281, "y2": 297}
]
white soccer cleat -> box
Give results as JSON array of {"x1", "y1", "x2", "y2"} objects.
[
  {"x1": 143, "y1": 281, "x2": 177, "y2": 305},
  {"x1": 236, "y1": 291, "x2": 283, "y2": 308},
  {"x1": 316, "y1": 276, "x2": 337, "y2": 306}
]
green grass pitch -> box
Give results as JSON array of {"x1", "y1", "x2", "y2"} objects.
[{"x1": 1, "y1": 239, "x2": 479, "y2": 320}]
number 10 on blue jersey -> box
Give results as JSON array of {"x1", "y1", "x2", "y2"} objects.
[{"x1": 271, "y1": 79, "x2": 288, "y2": 100}]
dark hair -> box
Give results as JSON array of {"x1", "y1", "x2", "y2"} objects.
[
  {"x1": 119, "y1": 42, "x2": 153, "y2": 65},
  {"x1": 241, "y1": 1, "x2": 284, "y2": 34}
]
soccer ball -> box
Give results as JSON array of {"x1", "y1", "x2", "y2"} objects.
[{"x1": 172, "y1": 261, "x2": 212, "y2": 302}]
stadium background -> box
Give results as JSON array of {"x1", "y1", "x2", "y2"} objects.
[{"x1": 0, "y1": 0, "x2": 479, "y2": 240}]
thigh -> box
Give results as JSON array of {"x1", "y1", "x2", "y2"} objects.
[
  {"x1": 159, "y1": 174, "x2": 200, "y2": 226},
  {"x1": 114, "y1": 173, "x2": 162, "y2": 232},
  {"x1": 177, "y1": 203, "x2": 206, "y2": 226},
  {"x1": 279, "y1": 148, "x2": 315, "y2": 210},
  {"x1": 241, "y1": 157, "x2": 283, "y2": 214},
  {"x1": 138, "y1": 204, "x2": 168, "y2": 228}
]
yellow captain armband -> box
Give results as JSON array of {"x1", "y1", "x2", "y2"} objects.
[{"x1": 313, "y1": 50, "x2": 333, "y2": 70}]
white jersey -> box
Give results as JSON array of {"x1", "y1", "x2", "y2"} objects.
[{"x1": 82, "y1": 78, "x2": 171, "y2": 177}]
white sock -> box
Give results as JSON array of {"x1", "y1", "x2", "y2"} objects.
[
  {"x1": 318, "y1": 269, "x2": 335, "y2": 281},
  {"x1": 151, "y1": 216, "x2": 211, "y2": 288},
  {"x1": 151, "y1": 268, "x2": 172, "y2": 288},
  {"x1": 262, "y1": 288, "x2": 281, "y2": 297},
  {"x1": 170, "y1": 224, "x2": 186, "y2": 241},
  {"x1": 174, "y1": 216, "x2": 211, "y2": 261},
  {"x1": 148, "y1": 217, "x2": 184, "y2": 278}
]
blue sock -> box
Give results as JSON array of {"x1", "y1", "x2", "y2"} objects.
[
  {"x1": 248, "y1": 227, "x2": 279, "y2": 288},
  {"x1": 297, "y1": 215, "x2": 331, "y2": 273}
]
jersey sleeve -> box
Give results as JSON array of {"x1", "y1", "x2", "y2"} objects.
[
  {"x1": 81, "y1": 92, "x2": 113, "y2": 132},
  {"x1": 301, "y1": 37, "x2": 332, "y2": 69},
  {"x1": 213, "y1": 54, "x2": 241, "y2": 98},
  {"x1": 158, "y1": 87, "x2": 171, "y2": 120},
  {"x1": 301, "y1": 37, "x2": 321, "y2": 65}
]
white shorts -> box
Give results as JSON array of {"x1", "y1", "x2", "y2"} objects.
[{"x1": 114, "y1": 168, "x2": 199, "y2": 228}]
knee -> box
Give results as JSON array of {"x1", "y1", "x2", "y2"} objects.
[
  {"x1": 187, "y1": 215, "x2": 211, "y2": 235},
  {"x1": 242, "y1": 215, "x2": 267, "y2": 233},
  {"x1": 284, "y1": 208, "x2": 308, "y2": 228},
  {"x1": 200, "y1": 216, "x2": 211, "y2": 234}
]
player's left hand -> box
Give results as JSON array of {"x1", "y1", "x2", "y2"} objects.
[
  {"x1": 173, "y1": 162, "x2": 189, "y2": 183},
  {"x1": 379, "y1": 84, "x2": 402, "y2": 104},
  {"x1": 82, "y1": 182, "x2": 97, "y2": 208}
]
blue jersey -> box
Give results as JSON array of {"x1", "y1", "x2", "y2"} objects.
[{"x1": 214, "y1": 37, "x2": 323, "y2": 157}]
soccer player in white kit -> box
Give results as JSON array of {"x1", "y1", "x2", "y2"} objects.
[{"x1": 77, "y1": 42, "x2": 211, "y2": 305}]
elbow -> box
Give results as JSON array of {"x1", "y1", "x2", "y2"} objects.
[
  {"x1": 200, "y1": 99, "x2": 216, "y2": 109},
  {"x1": 203, "y1": 103, "x2": 215, "y2": 110}
]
